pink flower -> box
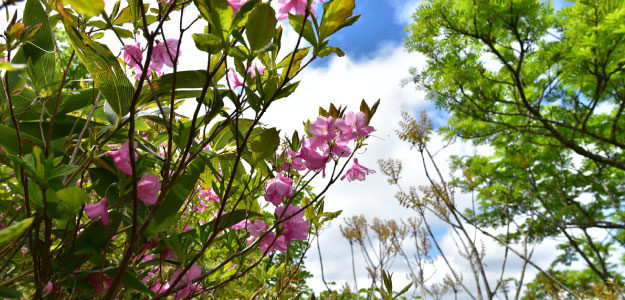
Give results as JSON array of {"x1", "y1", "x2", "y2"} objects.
[
  {"x1": 277, "y1": 0, "x2": 322, "y2": 20},
  {"x1": 264, "y1": 174, "x2": 293, "y2": 206},
  {"x1": 45, "y1": 281, "x2": 53, "y2": 291},
  {"x1": 123, "y1": 42, "x2": 143, "y2": 77},
  {"x1": 341, "y1": 158, "x2": 375, "y2": 182},
  {"x1": 107, "y1": 141, "x2": 137, "y2": 175},
  {"x1": 300, "y1": 139, "x2": 329, "y2": 175},
  {"x1": 336, "y1": 111, "x2": 374, "y2": 141},
  {"x1": 228, "y1": 0, "x2": 247, "y2": 14},
  {"x1": 150, "y1": 39, "x2": 180, "y2": 75},
  {"x1": 170, "y1": 263, "x2": 202, "y2": 289},
  {"x1": 246, "y1": 62, "x2": 265, "y2": 78},
  {"x1": 259, "y1": 233, "x2": 287, "y2": 253},
  {"x1": 279, "y1": 149, "x2": 306, "y2": 172},
  {"x1": 319, "y1": 139, "x2": 351, "y2": 158},
  {"x1": 307, "y1": 116, "x2": 339, "y2": 148},
  {"x1": 194, "y1": 200, "x2": 208, "y2": 213},
  {"x1": 227, "y1": 68, "x2": 243, "y2": 89},
  {"x1": 85, "y1": 198, "x2": 109, "y2": 226},
  {"x1": 151, "y1": 282, "x2": 170, "y2": 294},
  {"x1": 138, "y1": 173, "x2": 161, "y2": 205},
  {"x1": 84, "y1": 273, "x2": 113, "y2": 294},
  {"x1": 141, "y1": 254, "x2": 156, "y2": 263},
  {"x1": 141, "y1": 272, "x2": 155, "y2": 284},
  {"x1": 161, "y1": 247, "x2": 178, "y2": 261},
  {"x1": 275, "y1": 205, "x2": 309, "y2": 242},
  {"x1": 230, "y1": 220, "x2": 249, "y2": 230},
  {"x1": 199, "y1": 188, "x2": 220, "y2": 202},
  {"x1": 247, "y1": 219, "x2": 268, "y2": 238}
]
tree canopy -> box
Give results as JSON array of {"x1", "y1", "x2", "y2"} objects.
[{"x1": 406, "y1": 0, "x2": 625, "y2": 297}]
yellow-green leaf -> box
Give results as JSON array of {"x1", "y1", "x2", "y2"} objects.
[
  {"x1": 0, "y1": 218, "x2": 33, "y2": 244},
  {"x1": 246, "y1": 3, "x2": 277, "y2": 52},
  {"x1": 63, "y1": 0, "x2": 105, "y2": 17},
  {"x1": 319, "y1": 0, "x2": 358, "y2": 41},
  {"x1": 0, "y1": 61, "x2": 26, "y2": 71}
]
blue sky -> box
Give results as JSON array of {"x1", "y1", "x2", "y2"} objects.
[
  {"x1": 316, "y1": 0, "x2": 408, "y2": 63},
  {"x1": 316, "y1": 0, "x2": 571, "y2": 63}
]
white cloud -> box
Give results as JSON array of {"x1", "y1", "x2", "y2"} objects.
[
  {"x1": 260, "y1": 41, "x2": 486, "y2": 294},
  {"x1": 260, "y1": 36, "x2": 582, "y2": 298},
  {"x1": 393, "y1": 0, "x2": 421, "y2": 25}
]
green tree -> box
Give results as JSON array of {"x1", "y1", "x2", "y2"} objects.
[
  {"x1": 405, "y1": 0, "x2": 625, "y2": 297},
  {"x1": 0, "y1": 0, "x2": 368, "y2": 298}
]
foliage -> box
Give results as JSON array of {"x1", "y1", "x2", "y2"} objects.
[
  {"x1": 405, "y1": 0, "x2": 625, "y2": 298},
  {"x1": 0, "y1": 0, "x2": 377, "y2": 298}
]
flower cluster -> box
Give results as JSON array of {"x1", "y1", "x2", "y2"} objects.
[
  {"x1": 246, "y1": 204, "x2": 309, "y2": 254},
  {"x1": 86, "y1": 142, "x2": 161, "y2": 226},
  {"x1": 228, "y1": 0, "x2": 324, "y2": 20},
  {"x1": 145, "y1": 263, "x2": 203, "y2": 299},
  {"x1": 249, "y1": 111, "x2": 374, "y2": 254},
  {"x1": 122, "y1": 39, "x2": 180, "y2": 79},
  {"x1": 280, "y1": 111, "x2": 375, "y2": 180},
  {"x1": 194, "y1": 188, "x2": 220, "y2": 212},
  {"x1": 253, "y1": 171, "x2": 308, "y2": 253}
]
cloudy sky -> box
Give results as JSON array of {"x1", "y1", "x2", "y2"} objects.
[
  {"x1": 3, "y1": 0, "x2": 575, "y2": 298},
  {"x1": 127, "y1": 0, "x2": 571, "y2": 297},
  {"x1": 262, "y1": 0, "x2": 571, "y2": 298}
]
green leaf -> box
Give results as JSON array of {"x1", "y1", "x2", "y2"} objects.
[
  {"x1": 153, "y1": 157, "x2": 207, "y2": 228},
  {"x1": 13, "y1": 0, "x2": 56, "y2": 95},
  {"x1": 317, "y1": 46, "x2": 345, "y2": 57},
  {"x1": 0, "y1": 125, "x2": 23, "y2": 155},
  {"x1": 48, "y1": 164, "x2": 79, "y2": 180},
  {"x1": 193, "y1": 0, "x2": 210, "y2": 21},
  {"x1": 382, "y1": 270, "x2": 392, "y2": 293},
  {"x1": 63, "y1": 0, "x2": 105, "y2": 17},
  {"x1": 246, "y1": 3, "x2": 277, "y2": 52},
  {"x1": 0, "y1": 287, "x2": 21, "y2": 298},
  {"x1": 137, "y1": 65, "x2": 225, "y2": 106},
  {"x1": 11, "y1": 89, "x2": 97, "y2": 121},
  {"x1": 232, "y1": 0, "x2": 259, "y2": 28},
  {"x1": 105, "y1": 268, "x2": 155, "y2": 296},
  {"x1": 88, "y1": 167, "x2": 119, "y2": 204},
  {"x1": 275, "y1": 81, "x2": 300, "y2": 100},
  {"x1": 277, "y1": 47, "x2": 310, "y2": 69},
  {"x1": 245, "y1": 86, "x2": 262, "y2": 112},
  {"x1": 208, "y1": 0, "x2": 233, "y2": 43},
  {"x1": 250, "y1": 127, "x2": 280, "y2": 162},
  {"x1": 0, "y1": 217, "x2": 33, "y2": 244},
  {"x1": 193, "y1": 33, "x2": 223, "y2": 54},
  {"x1": 61, "y1": 21, "x2": 134, "y2": 120},
  {"x1": 395, "y1": 282, "x2": 413, "y2": 299},
  {"x1": 72, "y1": 212, "x2": 121, "y2": 256},
  {"x1": 112, "y1": 26, "x2": 133, "y2": 39},
  {"x1": 113, "y1": 6, "x2": 134, "y2": 25},
  {"x1": 261, "y1": 75, "x2": 279, "y2": 104},
  {"x1": 8, "y1": 22, "x2": 25, "y2": 41},
  {"x1": 319, "y1": 0, "x2": 358, "y2": 41},
  {"x1": 289, "y1": 14, "x2": 316, "y2": 47},
  {"x1": 56, "y1": 186, "x2": 89, "y2": 213}
]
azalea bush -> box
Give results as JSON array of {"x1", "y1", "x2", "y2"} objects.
[{"x1": 0, "y1": 0, "x2": 378, "y2": 298}]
